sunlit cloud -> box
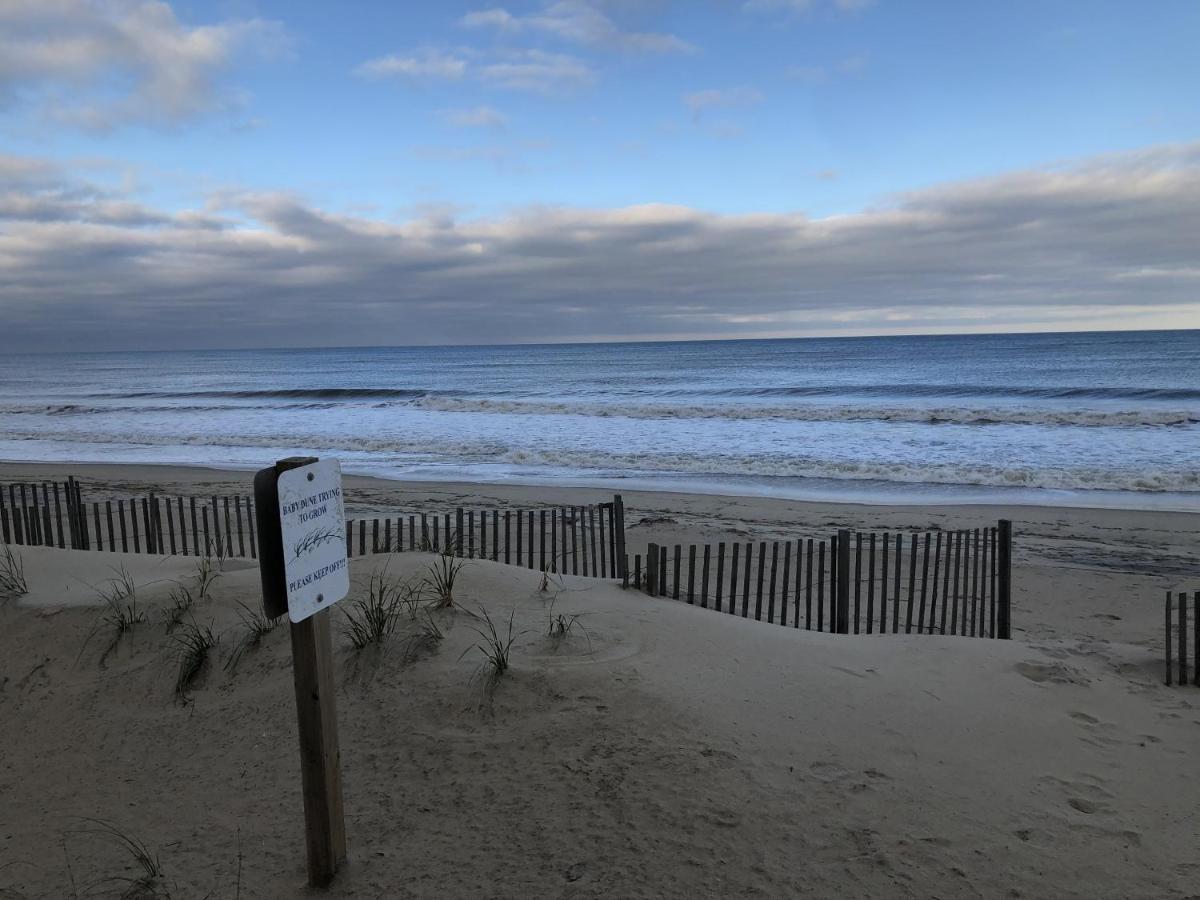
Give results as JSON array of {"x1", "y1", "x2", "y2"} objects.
[{"x1": 2, "y1": 144, "x2": 1198, "y2": 350}]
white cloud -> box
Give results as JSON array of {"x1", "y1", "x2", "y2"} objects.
[
  {"x1": 356, "y1": 47, "x2": 593, "y2": 94},
  {"x1": 460, "y1": 1, "x2": 695, "y2": 54},
  {"x1": 438, "y1": 106, "x2": 509, "y2": 129},
  {"x1": 0, "y1": 0, "x2": 288, "y2": 130},
  {"x1": 3, "y1": 143, "x2": 1199, "y2": 350},
  {"x1": 355, "y1": 49, "x2": 469, "y2": 80},
  {"x1": 479, "y1": 48, "x2": 594, "y2": 92}
]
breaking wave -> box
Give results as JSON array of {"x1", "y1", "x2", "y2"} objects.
[
  {"x1": 406, "y1": 397, "x2": 1200, "y2": 428},
  {"x1": 2, "y1": 428, "x2": 1197, "y2": 494},
  {"x1": 8, "y1": 398, "x2": 1196, "y2": 428},
  {"x1": 98, "y1": 388, "x2": 434, "y2": 400},
  {"x1": 91, "y1": 383, "x2": 1200, "y2": 403}
]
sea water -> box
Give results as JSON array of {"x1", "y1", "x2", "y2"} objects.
[{"x1": 0, "y1": 330, "x2": 1197, "y2": 509}]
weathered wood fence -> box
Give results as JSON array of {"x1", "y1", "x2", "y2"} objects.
[
  {"x1": 1164, "y1": 591, "x2": 1199, "y2": 686},
  {"x1": 3, "y1": 478, "x2": 1016, "y2": 639},
  {"x1": 0, "y1": 478, "x2": 259, "y2": 559},
  {"x1": 0, "y1": 479, "x2": 629, "y2": 582},
  {"x1": 637, "y1": 521, "x2": 1013, "y2": 638},
  {"x1": 342, "y1": 497, "x2": 628, "y2": 581}
]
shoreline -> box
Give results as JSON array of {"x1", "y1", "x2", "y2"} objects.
[{"x1": 2, "y1": 457, "x2": 1198, "y2": 518}]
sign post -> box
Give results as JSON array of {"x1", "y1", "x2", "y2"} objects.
[{"x1": 254, "y1": 456, "x2": 349, "y2": 887}]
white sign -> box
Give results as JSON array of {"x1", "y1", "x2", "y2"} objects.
[{"x1": 278, "y1": 459, "x2": 350, "y2": 623}]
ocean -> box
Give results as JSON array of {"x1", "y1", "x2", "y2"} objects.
[{"x1": 1, "y1": 330, "x2": 1197, "y2": 509}]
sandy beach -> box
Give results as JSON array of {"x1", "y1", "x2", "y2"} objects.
[{"x1": 1, "y1": 461, "x2": 1198, "y2": 898}]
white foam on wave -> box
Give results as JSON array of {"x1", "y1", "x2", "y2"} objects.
[
  {"x1": 3, "y1": 397, "x2": 1196, "y2": 428},
  {"x1": 3, "y1": 428, "x2": 1197, "y2": 494},
  {"x1": 406, "y1": 397, "x2": 1199, "y2": 428}
]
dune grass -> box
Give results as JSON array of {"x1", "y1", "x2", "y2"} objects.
[
  {"x1": 225, "y1": 601, "x2": 283, "y2": 673},
  {"x1": 462, "y1": 605, "x2": 523, "y2": 692},
  {"x1": 0, "y1": 543, "x2": 28, "y2": 601},
  {"x1": 173, "y1": 617, "x2": 218, "y2": 700},
  {"x1": 71, "y1": 818, "x2": 169, "y2": 899},
  {"x1": 80, "y1": 567, "x2": 146, "y2": 667},
  {"x1": 194, "y1": 555, "x2": 219, "y2": 600},
  {"x1": 342, "y1": 568, "x2": 410, "y2": 650},
  {"x1": 424, "y1": 550, "x2": 466, "y2": 609},
  {"x1": 161, "y1": 583, "x2": 195, "y2": 634},
  {"x1": 546, "y1": 600, "x2": 591, "y2": 650}
]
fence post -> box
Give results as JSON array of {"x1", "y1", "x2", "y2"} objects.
[
  {"x1": 79, "y1": 482, "x2": 90, "y2": 549},
  {"x1": 69, "y1": 478, "x2": 81, "y2": 548},
  {"x1": 1179, "y1": 593, "x2": 1188, "y2": 687},
  {"x1": 646, "y1": 542, "x2": 658, "y2": 597},
  {"x1": 1165, "y1": 592, "x2": 1172, "y2": 686},
  {"x1": 613, "y1": 494, "x2": 628, "y2": 587},
  {"x1": 1194, "y1": 592, "x2": 1199, "y2": 686},
  {"x1": 836, "y1": 529, "x2": 851, "y2": 634},
  {"x1": 997, "y1": 519, "x2": 1012, "y2": 639}
]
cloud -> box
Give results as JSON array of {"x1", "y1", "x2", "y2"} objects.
[
  {"x1": 355, "y1": 49, "x2": 469, "y2": 80},
  {"x1": 460, "y1": 1, "x2": 695, "y2": 54},
  {"x1": 479, "y1": 48, "x2": 594, "y2": 92},
  {"x1": 683, "y1": 87, "x2": 764, "y2": 115},
  {"x1": 438, "y1": 105, "x2": 509, "y2": 129},
  {"x1": 2, "y1": 143, "x2": 1200, "y2": 350},
  {"x1": 356, "y1": 47, "x2": 593, "y2": 93},
  {"x1": 0, "y1": 0, "x2": 288, "y2": 130}
]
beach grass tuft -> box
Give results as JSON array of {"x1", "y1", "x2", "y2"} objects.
[
  {"x1": 342, "y1": 568, "x2": 408, "y2": 650},
  {"x1": 161, "y1": 583, "x2": 195, "y2": 634},
  {"x1": 424, "y1": 549, "x2": 466, "y2": 609},
  {"x1": 546, "y1": 600, "x2": 591, "y2": 650},
  {"x1": 0, "y1": 542, "x2": 28, "y2": 601},
  {"x1": 225, "y1": 601, "x2": 282, "y2": 672},
  {"x1": 0, "y1": 542, "x2": 28, "y2": 607},
  {"x1": 194, "y1": 555, "x2": 219, "y2": 600},
  {"x1": 462, "y1": 605, "x2": 523, "y2": 692},
  {"x1": 81, "y1": 567, "x2": 146, "y2": 667},
  {"x1": 173, "y1": 617, "x2": 217, "y2": 700},
  {"x1": 73, "y1": 818, "x2": 169, "y2": 898},
  {"x1": 400, "y1": 608, "x2": 446, "y2": 662}
]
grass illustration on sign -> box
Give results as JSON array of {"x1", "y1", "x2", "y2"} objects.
[
  {"x1": 279, "y1": 480, "x2": 346, "y2": 563},
  {"x1": 292, "y1": 525, "x2": 342, "y2": 562}
]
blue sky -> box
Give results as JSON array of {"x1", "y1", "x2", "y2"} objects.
[
  {"x1": 9, "y1": 0, "x2": 1198, "y2": 218},
  {"x1": 1, "y1": 1, "x2": 1198, "y2": 350}
]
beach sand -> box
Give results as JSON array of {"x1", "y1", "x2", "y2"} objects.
[{"x1": 1, "y1": 462, "x2": 1198, "y2": 898}]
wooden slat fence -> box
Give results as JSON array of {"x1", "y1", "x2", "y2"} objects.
[
  {"x1": 342, "y1": 495, "x2": 628, "y2": 582},
  {"x1": 635, "y1": 521, "x2": 1013, "y2": 639},
  {"x1": 1, "y1": 480, "x2": 629, "y2": 583},
  {"x1": 1, "y1": 479, "x2": 258, "y2": 561},
  {"x1": 1164, "y1": 591, "x2": 1200, "y2": 686}
]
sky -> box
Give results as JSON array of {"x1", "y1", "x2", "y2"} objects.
[{"x1": 0, "y1": 0, "x2": 1198, "y2": 352}]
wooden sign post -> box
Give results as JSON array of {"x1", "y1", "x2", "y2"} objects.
[{"x1": 254, "y1": 456, "x2": 350, "y2": 887}]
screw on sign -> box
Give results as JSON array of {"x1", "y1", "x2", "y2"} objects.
[{"x1": 254, "y1": 456, "x2": 349, "y2": 887}]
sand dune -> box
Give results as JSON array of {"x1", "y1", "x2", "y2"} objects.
[{"x1": 1, "y1": 464, "x2": 1198, "y2": 897}]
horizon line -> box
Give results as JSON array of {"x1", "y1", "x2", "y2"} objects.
[{"x1": 3, "y1": 324, "x2": 1197, "y2": 357}]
